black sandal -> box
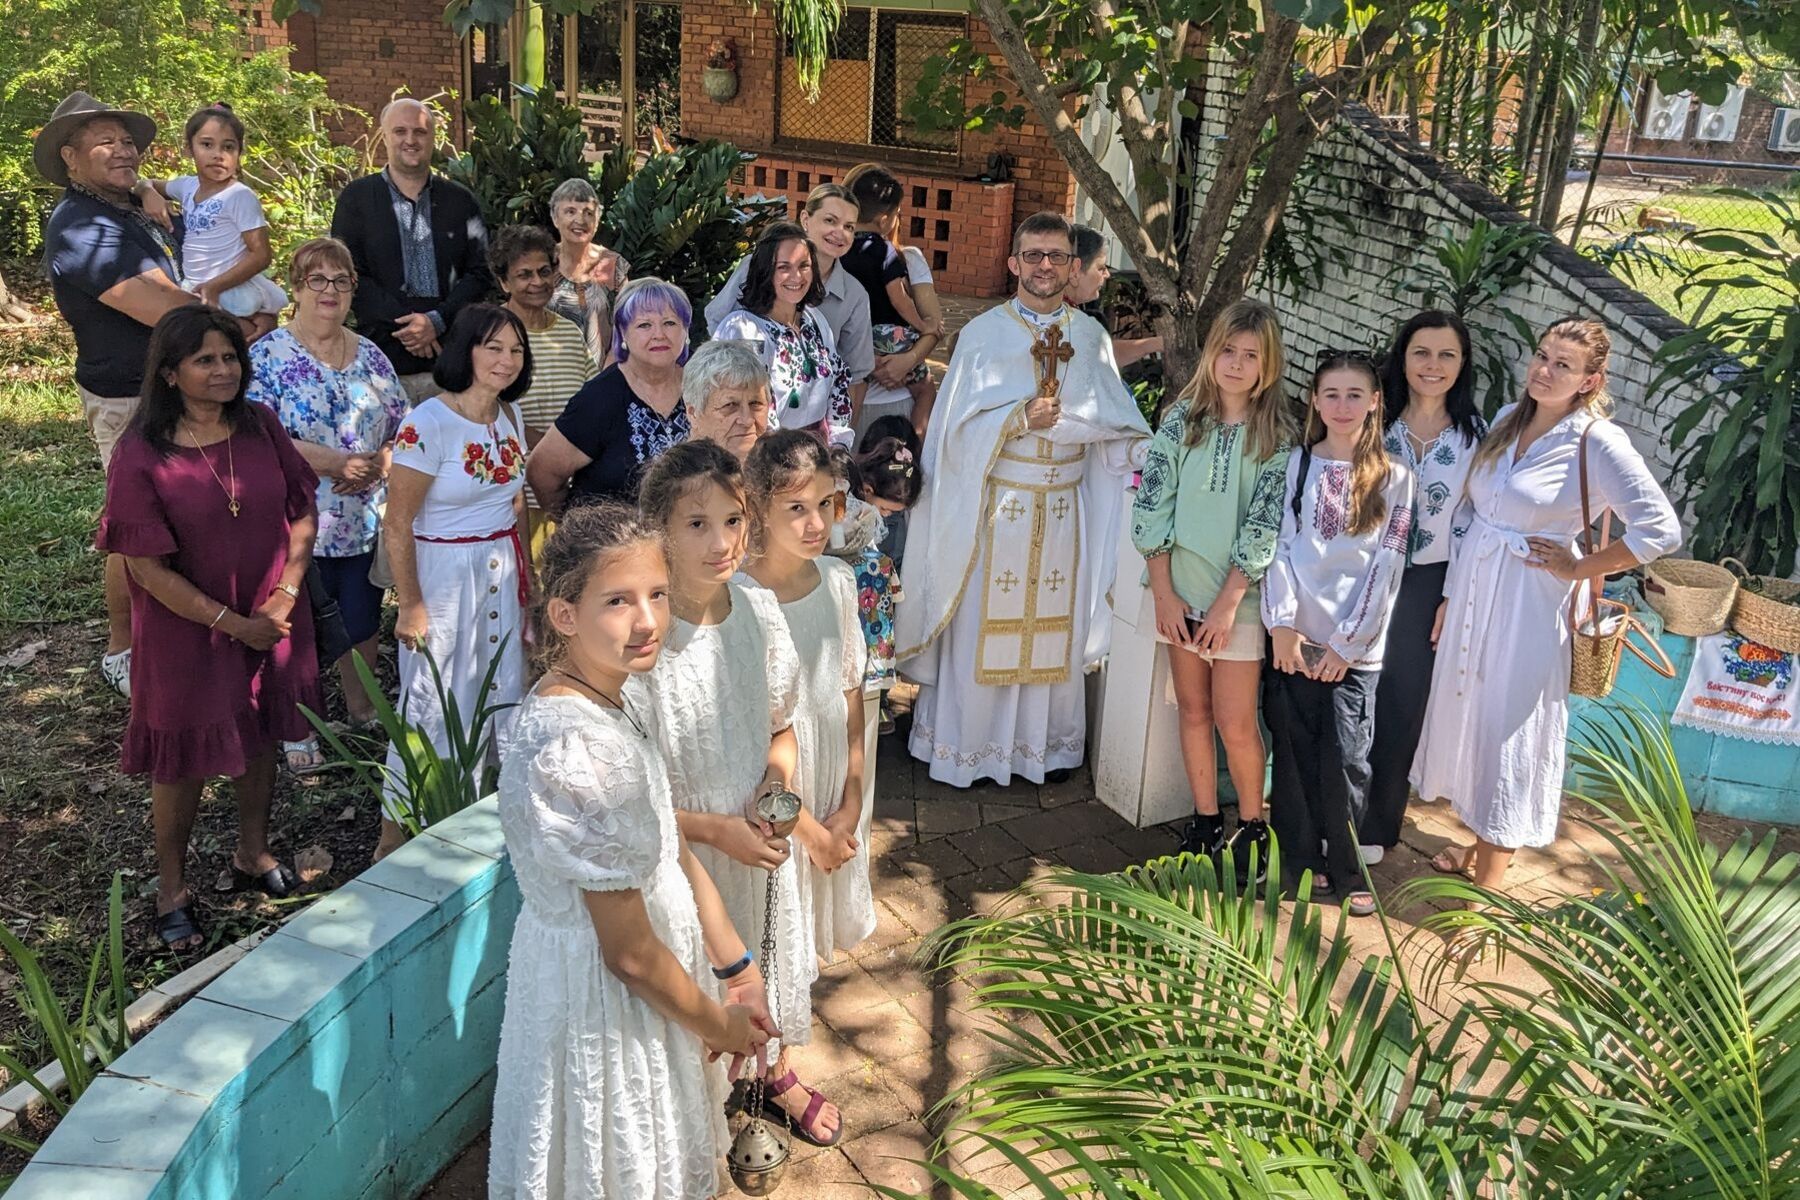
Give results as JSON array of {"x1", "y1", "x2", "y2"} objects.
[
  {"x1": 154, "y1": 904, "x2": 205, "y2": 950},
  {"x1": 229, "y1": 862, "x2": 299, "y2": 898}
]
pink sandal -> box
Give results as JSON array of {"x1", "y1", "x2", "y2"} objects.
[{"x1": 761, "y1": 1068, "x2": 842, "y2": 1147}]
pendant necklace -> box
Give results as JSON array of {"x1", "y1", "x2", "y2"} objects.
[
  {"x1": 554, "y1": 667, "x2": 645, "y2": 737},
  {"x1": 188, "y1": 425, "x2": 240, "y2": 517}
]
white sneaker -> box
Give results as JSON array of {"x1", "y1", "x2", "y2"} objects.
[
  {"x1": 100, "y1": 649, "x2": 131, "y2": 699},
  {"x1": 1359, "y1": 844, "x2": 1385, "y2": 865}
]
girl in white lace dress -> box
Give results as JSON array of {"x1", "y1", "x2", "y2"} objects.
[
  {"x1": 489, "y1": 504, "x2": 775, "y2": 1200},
  {"x1": 741, "y1": 432, "x2": 874, "y2": 959},
  {"x1": 637, "y1": 440, "x2": 845, "y2": 1146}
]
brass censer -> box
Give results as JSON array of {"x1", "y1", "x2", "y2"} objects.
[{"x1": 727, "y1": 781, "x2": 803, "y2": 1195}]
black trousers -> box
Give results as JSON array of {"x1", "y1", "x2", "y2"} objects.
[
  {"x1": 1266, "y1": 665, "x2": 1378, "y2": 887},
  {"x1": 1362, "y1": 561, "x2": 1449, "y2": 848}
]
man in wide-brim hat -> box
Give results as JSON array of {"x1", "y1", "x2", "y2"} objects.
[{"x1": 37, "y1": 91, "x2": 192, "y2": 698}]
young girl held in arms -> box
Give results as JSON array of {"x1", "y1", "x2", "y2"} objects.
[
  {"x1": 637, "y1": 440, "x2": 843, "y2": 1147},
  {"x1": 1261, "y1": 352, "x2": 1414, "y2": 917},
  {"x1": 138, "y1": 104, "x2": 286, "y2": 340},
  {"x1": 741, "y1": 431, "x2": 875, "y2": 961},
  {"x1": 1131, "y1": 299, "x2": 1293, "y2": 870},
  {"x1": 488, "y1": 503, "x2": 775, "y2": 1199}
]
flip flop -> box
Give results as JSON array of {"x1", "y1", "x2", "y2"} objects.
[
  {"x1": 1346, "y1": 890, "x2": 1379, "y2": 918},
  {"x1": 154, "y1": 903, "x2": 204, "y2": 951},
  {"x1": 1431, "y1": 845, "x2": 1477, "y2": 877},
  {"x1": 761, "y1": 1068, "x2": 843, "y2": 1147},
  {"x1": 282, "y1": 737, "x2": 327, "y2": 775},
  {"x1": 228, "y1": 862, "x2": 299, "y2": 899}
]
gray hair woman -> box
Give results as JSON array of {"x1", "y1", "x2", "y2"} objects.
[
  {"x1": 547, "y1": 178, "x2": 630, "y2": 366},
  {"x1": 683, "y1": 339, "x2": 773, "y2": 462}
]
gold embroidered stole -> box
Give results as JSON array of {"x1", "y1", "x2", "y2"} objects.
[{"x1": 975, "y1": 432, "x2": 1085, "y2": 685}]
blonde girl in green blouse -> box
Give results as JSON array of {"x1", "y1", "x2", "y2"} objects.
[{"x1": 1131, "y1": 299, "x2": 1294, "y2": 871}]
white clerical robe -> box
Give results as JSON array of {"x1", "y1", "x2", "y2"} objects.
[{"x1": 897, "y1": 301, "x2": 1149, "y2": 786}]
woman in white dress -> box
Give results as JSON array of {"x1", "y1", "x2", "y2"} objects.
[
  {"x1": 380, "y1": 305, "x2": 532, "y2": 859},
  {"x1": 490, "y1": 503, "x2": 774, "y2": 1200},
  {"x1": 741, "y1": 431, "x2": 874, "y2": 957},
  {"x1": 1411, "y1": 317, "x2": 1681, "y2": 889},
  {"x1": 637, "y1": 439, "x2": 846, "y2": 1147},
  {"x1": 1361, "y1": 310, "x2": 1487, "y2": 859}
]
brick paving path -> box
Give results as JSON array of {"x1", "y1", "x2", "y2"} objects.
[{"x1": 420, "y1": 715, "x2": 1800, "y2": 1199}]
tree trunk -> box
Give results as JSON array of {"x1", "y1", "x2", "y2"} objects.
[
  {"x1": 1535, "y1": 0, "x2": 1604, "y2": 231},
  {"x1": 0, "y1": 266, "x2": 38, "y2": 325},
  {"x1": 1158, "y1": 307, "x2": 1204, "y2": 413},
  {"x1": 1509, "y1": 0, "x2": 1551, "y2": 205}
]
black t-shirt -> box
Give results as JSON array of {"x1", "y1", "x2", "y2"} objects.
[
  {"x1": 44, "y1": 189, "x2": 180, "y2": 397},
  {"x1": 553, "y1": 364, "x2": 691, "y2": 507},
  {"x1": 840, "y1": 232, "x2": 910, "y2": 329}
]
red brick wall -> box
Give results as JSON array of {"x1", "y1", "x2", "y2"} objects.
[
  {"x1": 735, "y1": 153, "x2": 1016, "y2": 295},
  {"x1": 679, "y1": 0, "x2": 1075, "y2": 279},
  {"x1": 285, "y1": 0, "x2": 463, "y2": 139},
  {"x1": 238, "y1": 1, "x2": 289, "y2": 52}
]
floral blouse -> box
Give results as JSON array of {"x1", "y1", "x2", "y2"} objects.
[
  {"x1": 247, "y1": 328, "x2": 409, "y2": 558},
  {"x1": 854, "y1": 547, "x2": 904, "y2": 692},
  {"x1": 712, "y1": 307, "x2": 852, "y2": 444},
  {"x1": 1383, "y1": 414, "x2": 1488, "y2": 565},
  {"x1": 1130, "y1": 402, "x2": 1291, "y2": 623}
]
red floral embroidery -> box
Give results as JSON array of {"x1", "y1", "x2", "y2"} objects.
[
  {"x1": 394, "y1": 423, "x2": 422, "y2": 452},
  {"x1": 463, "y1": 436, "x2": 526, "y2": 485}
]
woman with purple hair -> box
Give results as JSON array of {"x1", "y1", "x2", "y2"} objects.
[{"x1": 526, "y1": 277, "x2": 693, "y2": 512}]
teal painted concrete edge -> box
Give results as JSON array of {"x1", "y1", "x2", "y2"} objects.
[
  {"x1": 8, "y1": 799, "x2": 518, "y2": 1200},
  {"x1": 1569, "y1": 635, "x2": 1800, "y2": 825}
]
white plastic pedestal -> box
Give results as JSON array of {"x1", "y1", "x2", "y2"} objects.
[{"x1": 1092, "y1": 517, "x2": 1199, "y2": 828}]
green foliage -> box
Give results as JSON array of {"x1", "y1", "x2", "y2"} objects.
[
  {"x1": 592, "y1": 140, "x2": 786, "y2": 328},
  {"x1": 302, "y1": 645, "x2": 514, "y2": 835},
  {"x1": 906, "y1": 712, "x2": 1800, "y2": 1196},
  {"x1": 1388, "y1": 217, "x2": 1548, "y2": 416},
  {"x1": 0, "y1": 874, "x2": 132, "y2": 1124},
  {"x1": 1656, "y1": 189, "x2": 1800, "y2": 577},
  {"x1": 444, "y1": 85, "x2": 590, "y2": 234},
  {"x1": 0, "y1": 0, "x2": 360, "y2": 259}
]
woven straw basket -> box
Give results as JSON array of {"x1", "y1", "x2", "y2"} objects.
[
  {"x1": 1642, "y1": 558, "x2": 1737, "y2": 637},
  {"x1": 1723, "y1": 557, "x2": 1800, "y2": 653}
]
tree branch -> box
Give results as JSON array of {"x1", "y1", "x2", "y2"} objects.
[
  {"x1": 971, "y1": 0, "x2": 1174, "y2": 292},
  {"x1": 1177, "y1": 4, "x2": 1300, "y2": 305}
]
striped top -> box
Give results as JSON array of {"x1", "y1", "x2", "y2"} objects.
[{"x1": 518, "y1": 311, "x2": 598, "y2": 434}]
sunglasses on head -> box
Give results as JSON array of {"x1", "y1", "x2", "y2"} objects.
[{"x1": 1317, "y1": 347, "x2": 1377, "y2": 364}]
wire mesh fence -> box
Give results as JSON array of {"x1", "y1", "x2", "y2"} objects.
[
  {"x1": 776, "y1": 9, "x2": 963, "y2": 162},
  {"x1": 1558, "y1": 159, "x2": 1799, "y2": 322}
]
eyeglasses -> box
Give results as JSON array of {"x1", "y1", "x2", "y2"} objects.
[
  {"x1": 302, "y1": 275, "x2": 356, "y2": 293},
  {"x1": 1017, "y1": 250, "x2": 1072, "y2": 266}
]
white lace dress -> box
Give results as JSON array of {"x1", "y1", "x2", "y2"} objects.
[
  {"x1": 741, "y1": 559, "x2": 874, "y2": 955},
  {"x1": 643, "y1": 583, "x2": 813, "y2": 1056},
  {"x1": 488, "y1": 689, "x2": 729, "y2": 1200}
]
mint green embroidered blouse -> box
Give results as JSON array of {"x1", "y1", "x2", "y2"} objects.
[{"x1": 1130, "y1": 404, "x2": 1291, "y2": 624}]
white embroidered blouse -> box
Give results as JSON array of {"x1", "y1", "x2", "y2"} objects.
[
  {"x1": 1384, "y1": 414, "x2": 1487, "y2": 566},
  {"x1": 1261, "y1": 447, "x2": 1416, "y2": 670}
]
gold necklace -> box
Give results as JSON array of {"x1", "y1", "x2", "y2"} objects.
[{"x1": 187, "y1": 424, "x2": 239, "y2": 517}]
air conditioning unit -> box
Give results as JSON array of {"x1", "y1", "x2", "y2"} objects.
[
  {"x1": 1770, "y1": 109, "x2": 1800, "y2": 153},
  {"x1": 1641, "y1": 84, "x2": 1692, "y2": 140},
  {"x1": 1695, "y1": 85, "x2": 1747, "y2": 142}
]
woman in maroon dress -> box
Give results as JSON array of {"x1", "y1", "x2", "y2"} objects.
[{"x1": 98, "y1": 305, "x2": 322, "y2": 950}]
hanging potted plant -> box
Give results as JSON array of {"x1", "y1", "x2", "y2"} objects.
[{"x1": 703, "y1": 38, "x2": 739, "y2": 103}]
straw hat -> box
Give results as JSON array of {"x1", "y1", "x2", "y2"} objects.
[{"x1": 32, "y1": 92, "x2": 157, "y2": 188}]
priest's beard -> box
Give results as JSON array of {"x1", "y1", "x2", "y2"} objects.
[{"x1": 1019, "y1": 274, "x2": 1067, "y2": 302}]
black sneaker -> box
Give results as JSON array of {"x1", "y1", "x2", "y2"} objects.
[
  {"x1": 1225, "y1": 818, "x2": 1270, "y2": 883},
  {"x1": 1179, "y1": 812, "x2": 1226, "y2": 857}
]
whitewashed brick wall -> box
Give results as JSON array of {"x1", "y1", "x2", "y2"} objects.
[{"x1": 1188, "y1": 65, "x2": 1721, "y2": 485}]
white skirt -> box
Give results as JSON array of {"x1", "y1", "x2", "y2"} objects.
[{"x1": 382, "y1": 536, "x2": 525, "y2": 822}]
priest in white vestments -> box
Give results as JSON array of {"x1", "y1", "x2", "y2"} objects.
[{"x1": 895, "y1": 212, "x2": 1150, "y2": 787}]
